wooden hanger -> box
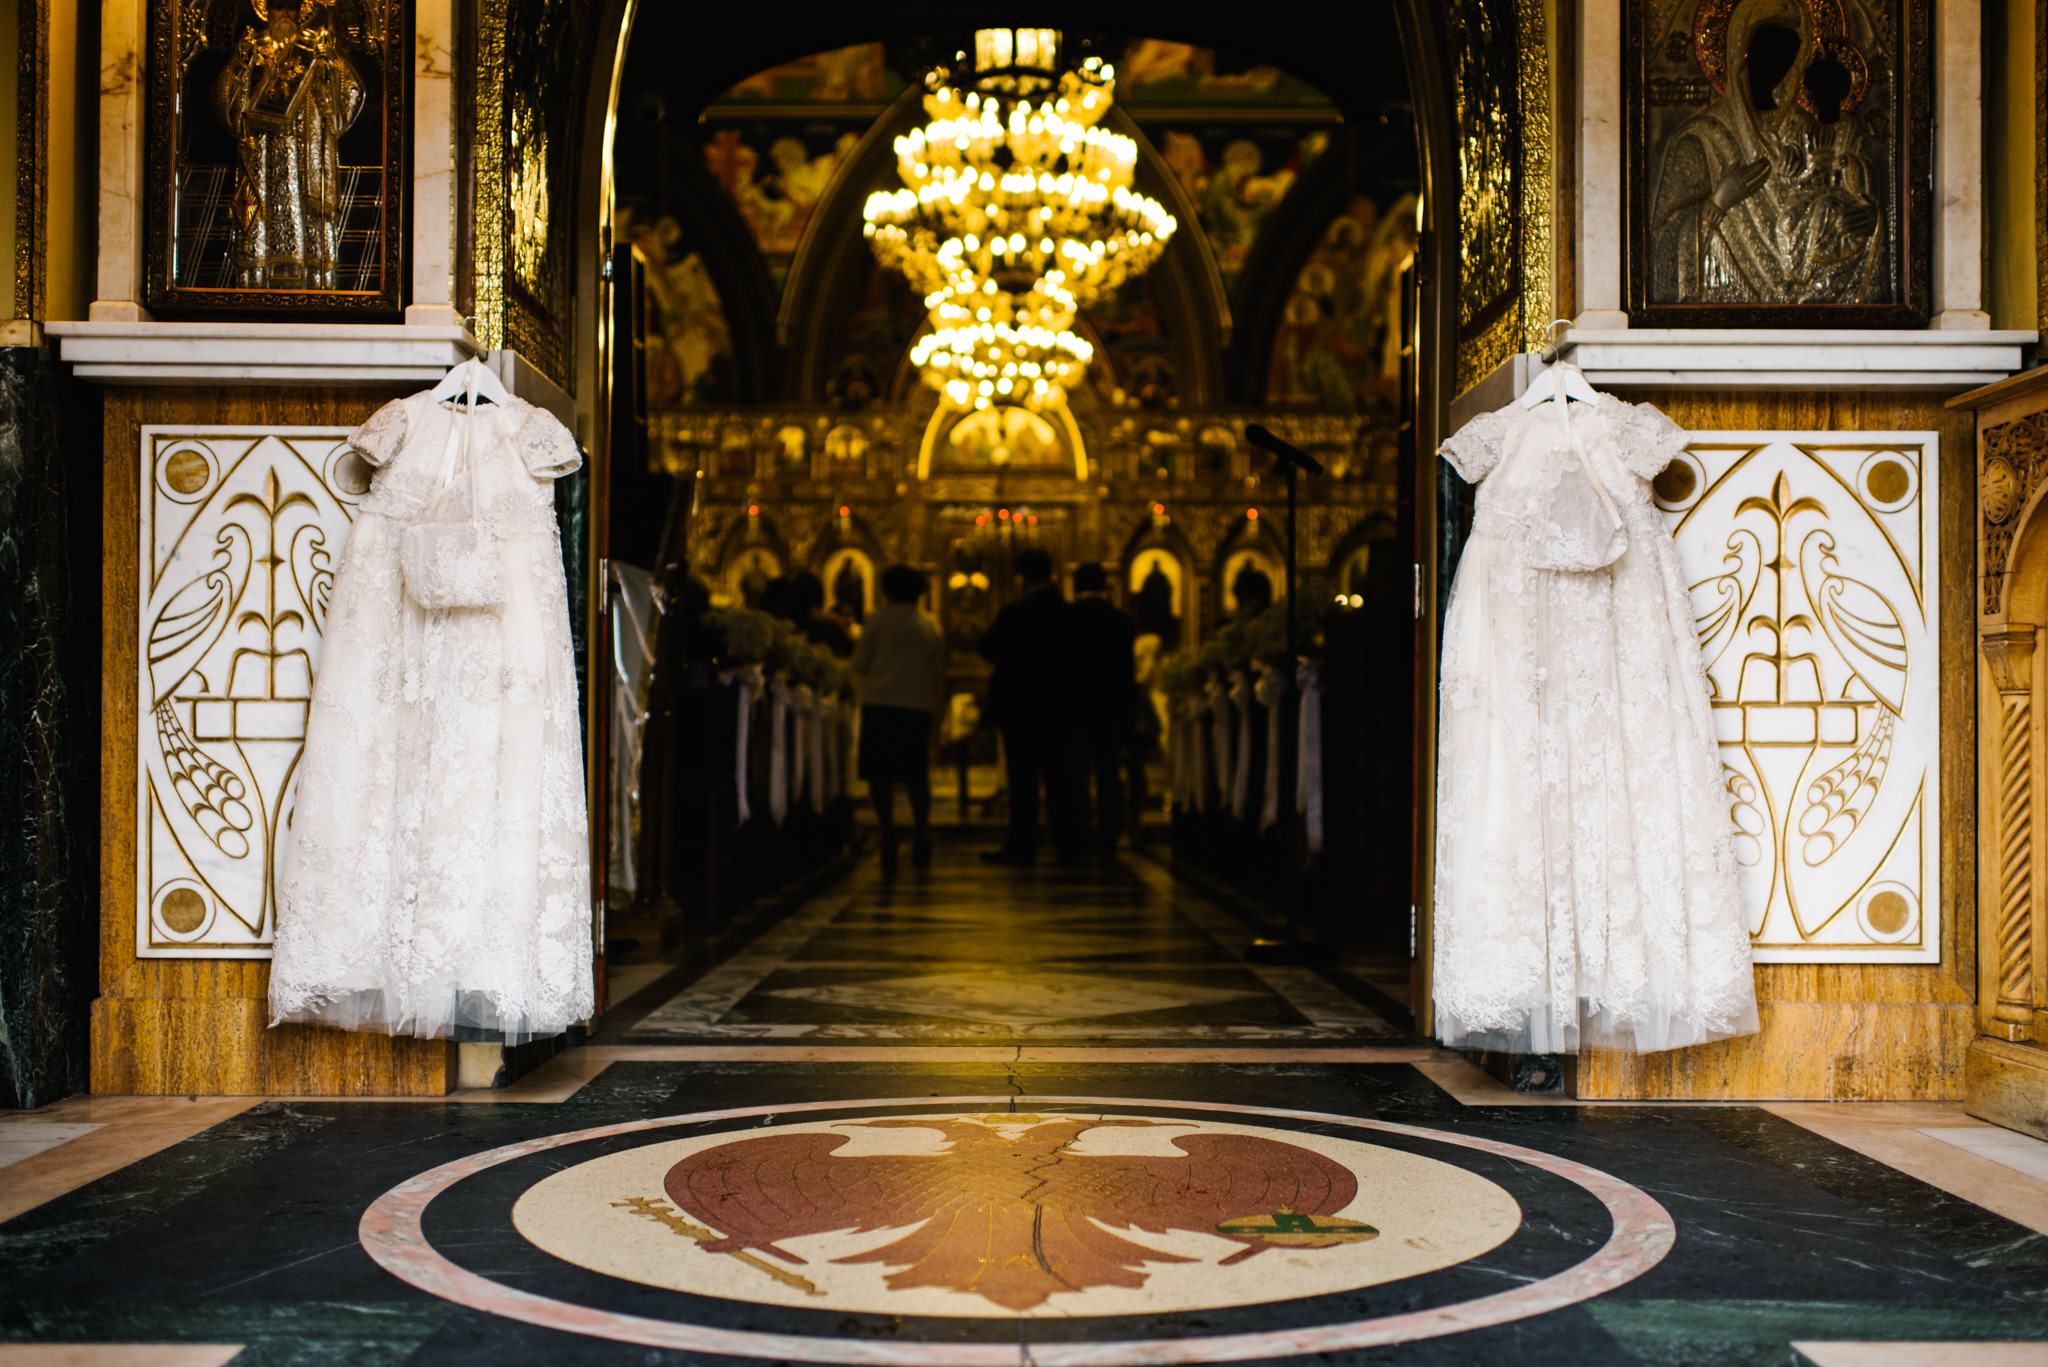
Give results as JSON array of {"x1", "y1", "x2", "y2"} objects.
[{"x1": 429, "y1": 356, "x2": 511, "y2": 407}]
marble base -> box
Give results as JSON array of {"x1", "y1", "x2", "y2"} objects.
[
  {"x1": 44, "y1": 321, "x2": 482, "y2": 385},
  {"x1": 1966, "y1": 1037, "x2": 2048, "y2": 1142}
]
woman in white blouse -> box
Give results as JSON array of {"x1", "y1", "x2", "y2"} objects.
[{"x1": 852, "y1": 564, "x2": 948, "y2": 874}]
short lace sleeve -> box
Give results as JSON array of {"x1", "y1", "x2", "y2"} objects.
[
  {"x1": 1604, "y1": 396, "x2": 1689, "y2": 480},
  {"x1": 514, "y1": 404, "x2": 583, "y2": 480},
  {"x1": 348, "y1": 398, "x2": 409, "y2": 467},
  {"x1": 1440, "y1": 408, "x2": 1510, "y2": 483}
]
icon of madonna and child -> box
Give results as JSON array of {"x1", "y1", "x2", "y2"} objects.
[{"x1": 1648, "y1": 0, "x2": 1891, "y2": 309}]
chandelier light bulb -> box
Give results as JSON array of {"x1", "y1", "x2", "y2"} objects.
[{"x1": 862, "y1": 27, "x2": 1176, "y2": 412}]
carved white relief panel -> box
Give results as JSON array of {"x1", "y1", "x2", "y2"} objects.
[
  {"x1": 1657, "y1": 432, "x2": 1939, "y2": 964},
  {"x1": 137, "y1": 427, "x2": 368, "y2": 958}
]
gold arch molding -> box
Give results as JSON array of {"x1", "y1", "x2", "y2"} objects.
[{"x1": 917, "y1": 403, "x2": 1088, "y2": 482}]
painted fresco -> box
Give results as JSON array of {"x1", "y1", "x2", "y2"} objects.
[
  {"x1": 1146, "y1": 128, "x2": 1330, "y2": 287},
  {"x1": 1082, "y1": 276, "x2": 1174, "y2": 404},
  {"x1": 819, "y1": 260, "x2": 925, "y2": 405},
  {"x1": 701, "y1": 123, "x2": 863, "y2": 266},
  {"x1": 1118, "y1": 41, "x2": 1339, "y2": 294},
  {"x1": 618, "y1": 208, "x2": 737, "y2": 407},
  {"x1": 715, "y1": 43, "x2": 901, "y2": 106},
  {"x1": 1116, "y1": 40, "x2": 1335, "y2": 108},
  {"x1": 1267, "y1": 192, "x2": 1419, "y2": 413}
]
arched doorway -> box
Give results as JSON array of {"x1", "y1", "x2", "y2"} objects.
[{"x1": 552, "y1": 3, "x2": 1464, "y2": 1017}]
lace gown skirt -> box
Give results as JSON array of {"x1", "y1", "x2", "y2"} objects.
[
  {"x1": 269, "y1": 513, "x2": 593, "y2": 1041},
  {"x1": 1433, "y1": 527, "x2": 1760, "y2": 1054}
]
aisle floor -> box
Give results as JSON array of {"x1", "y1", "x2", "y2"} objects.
[
  {"x1": 619, "y1": 848, "x2": 1405, "y2": 1044},
  {"x1": 3, "y1": 848, "x2": 2047, "y2": 1367}
]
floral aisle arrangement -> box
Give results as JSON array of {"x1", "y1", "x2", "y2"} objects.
[
  {"x1": 703, "y1": 606, "x2": 856, "y2": 827},
  {"x1": 1156, "y1": 607, "x2": 1308, "y2": 826},
  {"x1": 705, "y1": 606, "x2": 855, "y2": 699}
]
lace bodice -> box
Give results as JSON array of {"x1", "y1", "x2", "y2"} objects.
[
  {"x1": 1444, "y1": 394, "x2": 1686, "y2": 570},
  {"x1": 352, "y1": 392, "x2": 581, "y2": 536}
]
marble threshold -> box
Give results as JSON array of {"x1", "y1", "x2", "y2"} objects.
[
  {"x1": 43, "y1": 320, "x2": 481, "y2": 385},
  {"x1": 0, "y1": 1349, "x2": 246, "y2": 1367},
  {"x1": 1792, "y1": 1345, "x2": 2048, "y2": 1367}
]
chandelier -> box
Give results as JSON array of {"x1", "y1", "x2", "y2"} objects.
[{"x1": 863, "y1": 29, "x2": 1177, "y2": 411}]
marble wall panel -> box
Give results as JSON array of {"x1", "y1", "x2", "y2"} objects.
[
  {"x1": 135, "y1": 425, "x2": 362, "y2": 959},
  {"x1": 0, "y1": 348, "x2": 98, "y2": 1109},
  {"x1": 1662, "y1": 432, "x2": 1942, "y2": 963}
]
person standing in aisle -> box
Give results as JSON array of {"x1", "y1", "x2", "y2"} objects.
[
  {"x1": 852, "y1": 565, "x2": 947, "y2": 876},
  {"x1": 1069, "y1": 563, "x2": 1138, "y2": 857},
  {"x1": 977, "y1": 548, "x2": 1081, "y2": 865}
]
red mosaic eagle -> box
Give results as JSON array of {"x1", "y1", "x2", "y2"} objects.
[{"x1": 662, "y1": 1115, "x2": 1376, "y2": 1311}]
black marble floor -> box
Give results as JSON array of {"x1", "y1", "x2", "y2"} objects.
[
  {"x1": 5, "y1": 853, "x2": 2047, "y2": 1366},
  {"x1": 618, "y1": 848, "x2": 1406, "y2": 1044},
  {"x1": 3, "y1": 1060, "x2": 2047, "y2": 1365}
]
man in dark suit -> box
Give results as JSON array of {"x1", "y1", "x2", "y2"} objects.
[
  {"x1": 1069, "y1": 563, "x2": 1137, "y2": 856},
  {"x1": 977, "y1": 548, "x2": 1081, "y2": 865}
]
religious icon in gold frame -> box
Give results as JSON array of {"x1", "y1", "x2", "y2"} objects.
[
  {"x1": 144, "y1": 0, "x2": 406, "y2": 316},
  {"x1": 1625, "y1": 0, "x2": 1933, "y2": 327}
]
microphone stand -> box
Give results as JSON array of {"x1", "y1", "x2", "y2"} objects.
[{"x1": 1242, "y1": 425, "x2": 1331, "y2": 968}]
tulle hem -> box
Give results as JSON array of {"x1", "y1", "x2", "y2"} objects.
[
  {"x1": 1436, "y1": 997, "x2": 1761, "y2": 1055},
  {"x1": 268, "y1": 986, "x2": 588, "y2": 1045}
]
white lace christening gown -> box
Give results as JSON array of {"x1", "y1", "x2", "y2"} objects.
[
  {"x1": 1434, "y1": 393, "x2": 1759, "y2": 1054},
  {"x1": 269, "y1": 392, "x2": 594, "y2": 1041}
]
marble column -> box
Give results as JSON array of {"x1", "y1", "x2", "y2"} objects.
[
  {"x1": 91, "y1": 0, "x2": 148, "y2": 322},
  {"x1": 0, "y1": 349, "x2": 98, "y2": 1108}
]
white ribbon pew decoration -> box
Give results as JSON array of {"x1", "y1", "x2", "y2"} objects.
[
  {"x1": 1255, "y1": 663, "x2": 1287, "y2": 832},
  {"x1": 1228, "y1": 670, "x2": 1255, "y2": 820},
  {"x1": 1170, "y1": 704, "x2": 1185, "y2": 809},
  {"x1": 767, "y1": 676, "x2": 791, "y2": 826},
  {"x1": 717, "y1": 662, "x2": 765, "y2": 824},
  {"x1": 806, "y1": 689, "x2": 828, "y2": 813},
  {"x1": 789, "y1": 685, "x2": 814, "y2": 813},
  {"x1": 840, "y1": 702, "x2": 854, "y2": 800},
  {"x1": 1296, "y1": 658, "x2": 1325, "y2": 853},
  {"x1": 1171, "y1": 698, "x2": 1195, "y2": 811},
  {"x1": 820, "y1": 698, "x2": 840, "y2": 802},
  {"x1": 1168, "y1": 704, "x2": 1187, "y2": 810},
  {"x1": 1204, "y1": 680, "x2": 1231, "y2": 815}
]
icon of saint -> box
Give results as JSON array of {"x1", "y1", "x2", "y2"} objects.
[{"x1": 213, "y1": 0, "x2": 366, "y2": 289}]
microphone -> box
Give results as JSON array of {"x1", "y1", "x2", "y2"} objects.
[{"x1": 1243, "y1": 424, "x2": 1326, "y2": 477}]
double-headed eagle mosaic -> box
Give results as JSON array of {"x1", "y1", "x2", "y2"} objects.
[{"x1": 619, "y1": 1115, "x2": 1379, "y2": 1311}]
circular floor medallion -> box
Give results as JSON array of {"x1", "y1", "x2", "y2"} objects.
[
  {"x1": 361, "y1": 1095, "x2": 1675, "y2": 1364},
  {"x1": 511, "y1": 1111, "x2": 1521, "y2": 1317}
]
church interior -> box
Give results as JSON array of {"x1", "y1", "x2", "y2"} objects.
[{"x1": 4, "y1": 0, "x2": 2048, "y2": 1362}]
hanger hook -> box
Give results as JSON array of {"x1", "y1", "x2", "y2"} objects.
[{"x1": 1537, "y1": 317, "x2": 1571, "y2": 364}]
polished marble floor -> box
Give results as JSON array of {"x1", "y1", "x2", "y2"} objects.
[
  {"x1": 4, "y1": 849, "x2": 2048, "y2": 1367},
  {"x1": 618, "y1": 850, "x2": 1405, "y2": 1044}
]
